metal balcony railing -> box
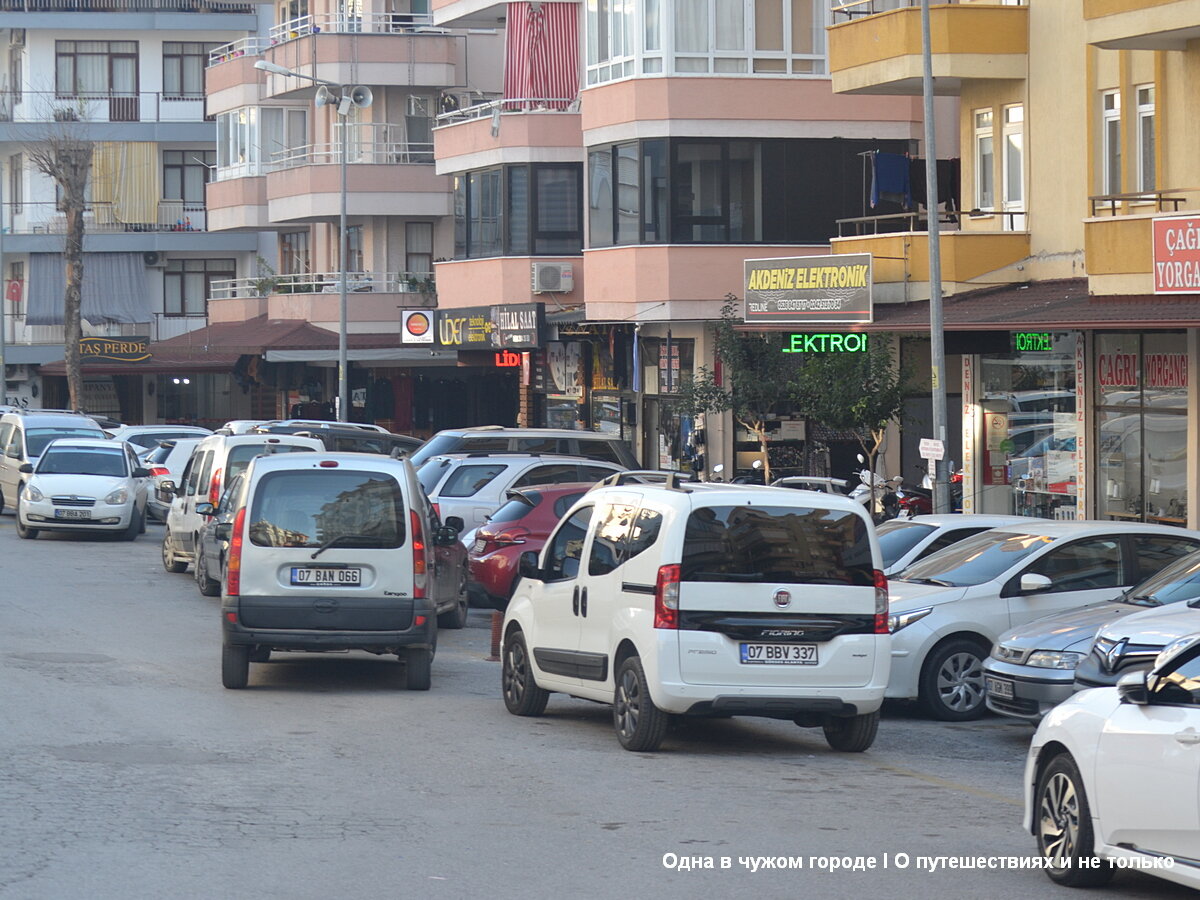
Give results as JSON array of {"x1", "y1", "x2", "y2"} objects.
[
  {"x1": 8, "y1": 313, "x2": 208, "y2": 346},
  {"x1": 1088, "y1": 189, "x2": 1191, "y2": 217},
  {"x1": 434, "y1": 95, "x2": 575, "y2": 125},
  {"x1": 267, "y1": 11, "x2": 442, "y2": 44},
  {"x1": 0, "y1": 0, "x2": 253, "y2": 10},
  {"x1": 209, "y1": 270, "x2": 435, "y2": 300},
  {"x1": 270, "y1": 126, "x2": 434, "y2": 167},
  {"x1": 1, "y1": 200, "x2": 209, "y2": 235},
  {"x1": 208, "y1": 36, "x2": 273, "y2": 66},
  {"x1": 0, "y1": 90, "x2": 209, "y2": 124},
  {"x1": 835, "y1": 209, "x2": 1028, "y2": 236}
]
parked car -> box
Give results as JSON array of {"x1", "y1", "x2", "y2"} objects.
[
  {"x1": 214, "y1": 420, "x2": 272, "y2": 435},
  {"x1": 251, "y1": 423, "x2": 421, "y2": 456},
  {"x1": 467, "y1": 483, "x2": 594, "y2": 609},
  {"x1": 985, "y1": 548, "x2": 1200, "y2": 721},
  {"x1": 256, "y1": 419, "x2": 391, "y2": 434},
  {"x1": 15, "y1": 437, "x2": 150, "y2": 540},
  {"x1": 1023, "y1": 632, "x2": 1200, "y2": 889},
  {"x1": 0, "y1": 409, "x2": 108, "y2": 515},
  {"x1": 161, "y1": 433, "x2": 324, "y2": 573},
  {"x1": 191, "y1": 473, "x2": 245, "y2": 597},
  {"x1": 886, "y1": 522, "x2": 1200, "y2": 720},
  {"x1": 417, "y1": 453, "x2": 626, "y2": 529},
  {"x1": 104, "y1": 424, "x2": 213, "y2": 451},
  {"x1": 502, "y1": 474, "x2": 889, "y2": 752},
  {"x1": 410, "y1": 426, "x2": 639, "y2": 469},
  {"x1": 142, "y1": 438, "x2": 205, "y2": 522},
  {"x1": 876, "y1": 514, "x2": 1050, "y2": 577},
  {"x1": 1075, "y1": 592, "x2": 1200, "y2": 691},
  {"x1": 218, "y1": 452, "x2": 466, "y2": 690},
  {"x1": 769, "y1": 476, "x2": 849, "y2": 494}
]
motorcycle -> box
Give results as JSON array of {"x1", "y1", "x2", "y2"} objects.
[{"x1": 848, "y1": 467, "x2": 905, "y2": 522}]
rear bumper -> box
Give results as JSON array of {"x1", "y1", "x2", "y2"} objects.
[
  {"x1": 684, "y1": 696, "x2": 864, "y2": 719},
  {"x1": 654, "y1": 678, "x2": 886, "y2": 717},
  {"x1": 222, "y1": 601, "x2": 438, "y2": 653}
]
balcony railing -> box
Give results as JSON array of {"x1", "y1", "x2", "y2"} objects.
[
  {"x1": 270, "y1": 125, "x2": 434, "y2": 167},
  {"x1": 0, "y1": 90, "x2": 208, "y2": 124},
  {"x1": 209, "y1": 271, "x2": 435, "y2": 300},
  {"x1": 836, "y1": 209, "x2": 1029, "y2": 236},
  {"x1": 831, "y1": 0, "x2": 1029, "y2": 21},
  {"x1": 435, "y1": 95, "x2": 574, "y2": 124},
  {"x1": 267, "y1": 11, "x2": 441, "y2": 44},
  {"x1": 0, "y1": 0, "x2": 253, "y2": 10},
  {"x1": 2, "y1": 201, "x2": 209, "y2": 235},
  {"x1": 1089, "y1": 189, "x2": 1190, "y2": 217},
  {"x1": 8, "y1": 313, "x2": 207, "y2": 347},
  {"x1": 208, "y1": 36, "x2": 273, "y2": 66}
]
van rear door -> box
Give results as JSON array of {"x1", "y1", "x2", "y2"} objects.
[{"x1": 674, "y1": 501, "x2": 880, "y2": 689}]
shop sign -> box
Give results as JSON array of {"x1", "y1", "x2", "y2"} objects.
[
  {"x1": 1013, "y1": 332, "x2": 1052, "y2": 352},
  {"x1": 435, "y1": 304, "x2": 542, "y2": 350},
  {"x1": 400, "y1": 310, "x2": 434, "y2": 345},
  {"x1": 780, "y1": 333, "x2": 867, "y2": 353},
  {"x1": 1153, "y1": 214, "x2": 1200, "y2": 294},
  {"x1": 1097, "y1": 351, "x2": 1187, "y2": 388},
  {"x1": 494, "y1": 350, "x2": 521, "y2": 367},
  {"x1": 79, "y1": 336, "x2": 151, "y2": 364},
  {"x1": 744, "y1": 254, "x2": 873, "y2": 325}
]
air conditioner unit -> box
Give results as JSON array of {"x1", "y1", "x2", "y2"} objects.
[
  {"x1": 143, "y1": 251, "x2": 168, "y2": 267},
  {"x1": 10, "y1": 29, "x2": 26, "y2": 48},
  {"x1": 531, "y1": 262, "x2": 573, "y2": 294}
]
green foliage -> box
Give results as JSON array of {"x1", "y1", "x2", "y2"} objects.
[{"x1": 793, "y1": 333, "x2": 910, "y2": 442}]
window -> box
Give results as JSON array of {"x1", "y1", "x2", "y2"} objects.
[
  {"x1": 1136, "y1": 85, "x2": 1155, "y2": 194},
  {"x1": 406, "y1": 96, "x2": 434, "y2": 162},
  {"x1": 225, "y1": 443, "x2": 314, "y2": 484},
  {"x1": 1132, "y1": 535, "x2": 1199, "y2": 581},
  {"x1": 215, "y1": 107, "x2": 308, "y2": 179},
  {"x1": 406, "y1": 222, "x2": 433, "y2": 276},
  {"x1": 1101, "y1": 90, "x2": 1121, "y2": 195},
  {"x1": 674, "y1": 142, "x2": 725, "y2": 241},
  {"x1": 164, "y1": 258, "x2": 235, "y2": 316},
  {"x1": 468, "y1": 169, "x2": 502, "y2": 258},
  {"x1": 279, "y1": 232, "x2": 310, "y2": 276},
  {"x1": 974, "y1": 109, "x2": 994, "y2": 210},
  {"x1": 341, "y1": 225, "x2": 364, "y2": 272},
  {"x1": 1151, "y1": 648, "x2": 1200, "y2": 706},
  {"x1": 545, "y1": 506, "x2": 594, "y2": 580},
  {"x1": 534, "y1": 166, "x2": 582, "y2": 254},
  {"x1": 589, "y1": 502, "x2": 635, "y2": 575},
  {"x1": 440, "y1": 464, "x2": 506, "y2": 497},
  {"x1": 162, "y1": 150, "x2": 213, "y2": 204},
  {"x1": 513, "y1": 464, "x2": 585, "y2": 488},
  {"x1": 248, "y1": 471, "x2": 405, "y2": 549},
  {"x1": 456, "y1": 164, "x2": 582, "y2": 258},
  {"x1": 55, "y1": 40, "x2": 138, "y2": 97},
  {"x1": 163, "y1": 42, "x2": 219, "y2": 100},
  {"x1": 623, "y1": 507, "x2": 664, "y2": 562},
  {"x1": 586, "y1": 0, "x2": 634, "y2": 83},
  {"x1": 8, "y1": 154, "x2": 21, "y2": 215},
  {"x1": 1024, "y1": 538, "x2": 1122, "y2": 592},
  {"x1": 1002, "y1": 105, "x2": 1024, "y2": 229},
  {"x1": 7, "y1": 45, "x2": 20, "y2": 105}
]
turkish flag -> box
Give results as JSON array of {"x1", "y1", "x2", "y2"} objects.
[{"x1": 4, "y1": 279, "x2": 22, "y2": 304}]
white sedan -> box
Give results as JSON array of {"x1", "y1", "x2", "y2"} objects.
[
  {"x1": 16, "y1": 438, "x2": 150, "y2": 540},
  {"x1": 1024, "y1": 632, "x2": 1200, "y2": 889},
  {"x1": 876, "y1": 514, "x2": 1048, "y2": 577}
]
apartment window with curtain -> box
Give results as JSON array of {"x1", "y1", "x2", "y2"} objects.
[
  {"x1": 1101, "y1": 90, "x2": 1121, "y2": 195},
  {"x1": 8, "y1": 154, "x2": 22, "y2": 215},
  {"x1": 974, "y1": 109, "x2": 994, "y2": 211},
  {"x1": 162, "y1": 150, "x2": 213, "y2": 204},
  {"x1": 164, "y1": 259, "x2": 235, "y2": 316},
  {"x1": 163, "y1": 42, "x2": 219, "y2": 100},
  {"x1": 55, "y1": 40, "x2": 138, "y2": 96},
  {"x1": 586, "y1": 0, "x2": 635, "y2": 84},
  {"x1": 406, "y1": 222, "x2": 433, "y2": 275},
  {"x1": 1001, "y1": 104, "x2": 1024, "y2": 229},
  {"x1": 279, "y1": 232, "x2": 310, "y2": 275},
  {"x1": 1136, "y1": 85, "x2": 1155, "y2": 193}
]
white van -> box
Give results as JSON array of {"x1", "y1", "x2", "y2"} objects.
[
  {"x1": 219, "y1": 453, "x2": 463, "y2": 690},
  {"x1": 502, "y1": 475, "x2": 890, "y2": 751}
]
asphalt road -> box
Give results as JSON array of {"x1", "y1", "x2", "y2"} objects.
[{"x1": 0, "y1": 518, "x2": 1189, "y2": 900}]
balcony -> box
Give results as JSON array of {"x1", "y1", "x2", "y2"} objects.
[
  {"x1": 0, "y1": 0, "x2": 259, "y2": 31},
  {"x1": 2, "y1": 200, "x2": 210, "y2": 236},
  {"x1": 433, "y1": 98, "x2": 582, "y2": 173},
  {"x1": 828, "y1": 0, "x2": 1028, "y2": 95},
  {"x1": 0, "y1": 90, "x2": 215, "y2": 142},
  {"x1": 0, "y1": 0, "x2": 255, "y2": 10},
  {"x1": 205, "y1": 176, "x2": 270, "y2": 232},
  {"x1": 1084, "y1": 0, "x2": 1200, "y2": 49},
  {"x1": 1085, "y1": 190, "x2": 1200, "y2": 295},
  {"x1": 7, "y1": 313, "x2": 207, "y2": 348},
  {"x1": 434, "y1": 256, "x2": 583, "y2": 309},
  {"x1": 431, "y1": 0, "x2": 505, "y2": 28}
]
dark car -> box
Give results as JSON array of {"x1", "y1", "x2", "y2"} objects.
[
  {"x1": 252, "y1": 423, "x2": 422, "y2": 456},
  {"x1": 192, "y1": 473, "x2": 244, "y2": 596},
  {"x1": 467, "y1": 482, "x2": 592, "y2": 609}
]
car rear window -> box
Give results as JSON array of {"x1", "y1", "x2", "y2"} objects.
[
  {"x1": 875, "y1": 521, "x2": 936, "y2": 569},
  {"x1": 576, "y1": 440, "x2": 621, "y2": 464},
  {"x1": 440, "y1": 464, "x2": 507, "y2": 498},
  {"x1": 489, "y1": 492, "x2": 541, "y2": 525},
  {"x1": 26, "y1": 428, "x2": 105, "y2": 456},
  {"x1": 248, "y1": 470, "x2": 405, "y2": 549},
  {"x1": 145, "y1": 444, "x2": 174, "y2": 465},
  {"x1": 38, "y1": 446, "x2": 127, "y2": 477},
  {"x1": 681, "y1": 505, "x2": 874, "y2": 586},
  {"x1": 226, "y1": 443, "x2": 315, "y2": 483}
]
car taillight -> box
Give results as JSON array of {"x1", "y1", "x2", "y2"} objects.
[
  {"x1": 431, "y1": 502, "x2": 440, "y2": 519},
  {"x1": 654, "y1": 564, "x2": 681, "y2": 629},
  {"x1": 148, "y1": 466, "x2": 170, "y2": 478},
  {"x1": 411, "y1": 508, "x2": 427, "y2": 599},
  {"x1": 208, "y1": 467, "x2": 223, "y2": 505},
  {"x1": 226, "y1": 506, "x2": 246, "y2": 598},
  {"x1": 874, "y1": 569, "x2": 888, "y2": 634}
]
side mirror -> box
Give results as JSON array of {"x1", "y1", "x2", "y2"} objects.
[
  {"x1": 18, "y1": 463, "x2": 34, "y2": 473},
  {"x1": 214, "y1": 522, "x2": 232, "y2": 541},
  {"x1": 160, "y1": 480, "x2": 177, "y2": 494},
  {"x1": 433, "y1": 526, "x2": 458, "y2": 546},
  {"x1": 133, "y1": 467, "x2": 150, "y2": 478},
  {"x1": 195, "y1": 502, "x2": 216, "y2": 516},
  {"x1": 1116, "y1": 670, "x2": 1150, "y2": 705},
  {"x1": 1019, "y1": 573, "x2": 1053, "y2": 593},
  {"x1": 444, "y1": 515, "x2": 464, "y2": 533},
  {"x1": 518, "y1": 550, "x2": 542, "y2": 581},
  {"x1": 857, "y1": 453, "x2": 866, "y2": 464}
]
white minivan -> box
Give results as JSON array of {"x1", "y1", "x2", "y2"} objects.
[{"x1": 502, "y1": 475, "x2": 890, "y2": 752}]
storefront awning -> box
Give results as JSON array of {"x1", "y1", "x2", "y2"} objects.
[{"x1": 265, "y1": 348, "x2": 458, "y2": 363}]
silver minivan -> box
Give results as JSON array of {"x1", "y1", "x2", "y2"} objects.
[{"x1": 0, "y1": 410, "x2": 108, "y2": 514}]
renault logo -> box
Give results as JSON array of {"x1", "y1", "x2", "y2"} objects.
[
  {"x1": 772, "y1": 589, "x2": 792, "y2": 609},
  {"x1": 1100, "y1": 638, "x2": 1127, "y2": 674}
]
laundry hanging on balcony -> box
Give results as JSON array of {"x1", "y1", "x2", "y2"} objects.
[
  {"x1": 25, "y1": 253, "x2": 151, "y2": 326},
  {"x1": 91, "y1": 142, "x2": 161, "y2": 227},
  {"x1": 502, "y1": 1, "x2": 579, "y2": 111},
  {"x1": 869, "y1": 151, "x2": 911, "y2": 209}
]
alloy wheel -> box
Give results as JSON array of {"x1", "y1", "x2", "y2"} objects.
[
  {"x1": 1038, "y1": 771, "x2": 1079, "y2": 868},
  {"x1": 503, "y1": 639, "x2": 528, "y2": 705},
  {"x1": 614, "y1": 667, "x2": 641, "y2": 740}
]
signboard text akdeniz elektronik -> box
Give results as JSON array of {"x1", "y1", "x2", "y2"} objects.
[{"x1": 743, "y1": 254, "x2": 873, "y2": 326}]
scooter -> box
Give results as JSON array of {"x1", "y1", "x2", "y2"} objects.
[{"x1": 848, "y1": 467, "x2": 905, "y2": 521}]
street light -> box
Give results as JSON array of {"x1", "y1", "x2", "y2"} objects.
[{"x1": 253, "y1": 59, "x2": 372, "y2": 423}]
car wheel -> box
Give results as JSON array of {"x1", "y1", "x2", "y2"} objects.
[
  {"x1": 822, "y1": 711, "x2": 880, "y2": 752},
  {"x1": 437, "y1": 564, "x2": 470, "y2": 629},
  {"x1": 1035, "y1": 754, "x2": 1114, "y2": 887},
  {"x1": 195, "y1": 551, "x2": 221, "y2": 597},
  {"x1": 221, "y1": 643, "x2": 250, "y2": 689},
  {"x1": 404, "y1": 647, "x2": 432, "y2": 691},
  {"x1": 502, "y1": 630, "x2": 549, "y2": 716},
  {"x1": 0, "y1": 485, "x2": 6, "y2": 516},
  {"x1": 162, "y1": 529, "x2": 188, "y2": 573},
  {"x1": 15, "y1": 497, "x2": 38, "y2": 540},
  {"x1": 614, "y1": 656, "x2": 669, "y2": 752},
  {"x1": 121, "y1": 509, "x2": 141, "y2": 541},
  {"x1": 139, "y1": 508, "x2": 147, "y2": 534},
  {"x1": 919, "y1": 638, "x2": 988, "y2": 721}
]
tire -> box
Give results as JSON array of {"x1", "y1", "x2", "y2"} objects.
[
  {"x1": 162, "y1": 530, "x2": 188, "y2": 573},
  {"x1": 139, "y1": 509, "x2": 147, "y2": 534},
  {"x1": 613, "y1": 656, "x2": 669, "y2": 752},
  {"x1": 919, "y1": 638, "x2": 989, "y2": 721},
  {"x1": 15, "y1": 498, "x2": 38, "y2": 540},
  {"x1": 502, "y1": 631, "x2": 549, "y2": 716},
  {"x1": 121, "y1": 509, "x2": 141, "y2": 541},
  {"x1": 221, "y1": 643, "x2": 250, "y2": 689},
  {"x1": 1035, "y1": 754, "x2": 1114, "y2": 887},
  {"x1": 437, "y1": 566, "x2": 470, "y2": 629},
  {"x1": 822, "y1": 711, "x2": 880, "y2": 752},
  {"x1": 404, "y1": 647, "x2": 432, "y2": 691},
  {"x1": 0, "y1": 486, "x2": 6, "y2": 516},
  {"x1": 195, "y1": 551, "x2": 221, "y2": 597}
]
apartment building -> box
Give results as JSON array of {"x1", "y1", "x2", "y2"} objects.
[
  {"x1": 824, "y1": 0, "x2": 1200, "y2": 528},
  {"x1": 0, "y1": 4, "x2": 270, "y2": 423}
]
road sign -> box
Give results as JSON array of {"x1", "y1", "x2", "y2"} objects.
[{"x1": 919, "y1": 438, "x2": 945, "y2": 461}]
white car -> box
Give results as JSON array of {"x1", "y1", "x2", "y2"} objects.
[
  {"x1": 886, "y1": 521, "x2": 1200, "y2": 719},
  {"x1": 875, "y1": 514, "x2": 1049, "y2": 577},
  {"x1": 141, "y1": 437, "x2": 204, "y2": 522},
  {"x1": 15, "y1": 437, "x2": 150, "y2": 540},
  {"x1": 417, "y1": 454, "x2": 626, "y2": 529},
  {"x1": 104, "y1": 424, "x2": 213, "y2": 451},
  {"x1": 1024, "y1": 632, "x2": 1200, "y2": 889}
]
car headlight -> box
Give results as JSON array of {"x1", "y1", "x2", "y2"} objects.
[
  {"x1": 105, "y1": 488, "x2": 129, "y2": 505},
  {"x1": 1025, "y1": 650, "x2": 1085, "y2": 670},
  {"x1": 25, "y1": 483, "x2": 44, "y2": 502},
  {"x1": 888, "y1": 606, "x2": 933, "y2": 634},
  {"x1": 992, "y1": 642, "x2": 1026, "y2": 664}
]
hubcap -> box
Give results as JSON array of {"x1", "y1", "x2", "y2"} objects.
[
  {"x1": 504, "y1": 641, "x2": 526, "y2": 703},
  {"x1": 1038, "y1": 772, "x2": 1080, "y2": 868},
  {"x1": 615, "y1": 668, "x2": 640, "y2": 738},
  {"x1": 936, "y1": 650, "x2": 984, "y2": 712}
]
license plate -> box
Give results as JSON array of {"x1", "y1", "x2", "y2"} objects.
[
  {"x1": 471, "y1": 539, "x2": 486, "y2": 554},
  {"x1": 740, "y1": 643, "x2": 818, "y2": 665},
  {"x1": 290, "y1": 567, "x2": 362, "y2": 586},
  {"x1": 54, "y1": 509, "x2": 92, "y2": 520},
  {"x1": 986, "y1": 676, "x2": 1015, "y2": 699}
]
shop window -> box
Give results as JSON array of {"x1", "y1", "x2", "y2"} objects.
[{"x1": 657, "y1": 338, "x2": 694, "y2": 394}]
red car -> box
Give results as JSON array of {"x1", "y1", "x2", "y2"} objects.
[{"x1": 467, "y1": 482, "x2": 593, "y2": 609}]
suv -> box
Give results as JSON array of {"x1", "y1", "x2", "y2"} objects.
[
  {"x1": 252, "y1": 423, "x2": 421, "y2": 456},
  {"x1": 161, "y1": 433, "x2": 324, "y2": 572},
  {"x1": 411, "y1": 427, "x2": 638, "y2": 469},
  {"x1": 501, "y1": 475, "x2": 889, "y2": 752},
  {"x1": 218, "y1": 453, "x2": 465, "y2": 690},
  {"x1": 0, "y1": 409, "x2": 108, "y2": 514}
]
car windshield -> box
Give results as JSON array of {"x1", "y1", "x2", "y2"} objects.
[
  {"x1": 226, "y1": 443, "x2": 315, "y2": 483},
  {"x1": 1123, "y1": 552, "x2": 1200, "y2": 607},
  {"x1": 896, "y1": 530, "x2": 1055, "y2": 587},
  {"x1": 26, "y1": 428, "x2": 104, "y2": 456},
  {"x1": 417, "y1": 457, "x2": 452, "y2": 494},
  {"x1": 875, "y1": 521, "x2": 937, "y2": 569},
  {"x1": 37, "y1": 447, "x2": 127, "y2": 477},
  {"x1": 248, "y1": 470, "x2": 405, "y2": 549}
]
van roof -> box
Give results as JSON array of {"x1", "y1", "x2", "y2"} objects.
[
  {"x1": 438, "y1": 427, "x2": 622, "y2": 440},
  {"x1": 243, "y1": 452, "x2": 412, "y2": 476},
  {"x1": 592, "y1": 479, "x2": 871, "y2": 516}
]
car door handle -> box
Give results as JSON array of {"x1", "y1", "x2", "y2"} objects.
[
  {"x1": 1174, "y1": 730, "x2": 1200, "y2": 746},
  {"x1": 580, "y1": 586, "x2": 588, "y2": 618},
  {"x1": 572, "y1": 585, "x2": 580, "y2": 616}
]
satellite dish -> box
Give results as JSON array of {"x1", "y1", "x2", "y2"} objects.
[
  {"x1": 349, "y1": 85, "x2": 373, "y2": 109},
  {"x1": 314, "y1": 85, "x2": 334, "y2": 108}
]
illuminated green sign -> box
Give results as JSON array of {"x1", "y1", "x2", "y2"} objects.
[
  {"x1": 1014, "y1": 332, "x2": 1053, "y2": 352},
  {"x1": 782, "y1": 333, "x2": 868, "y2": 353}
]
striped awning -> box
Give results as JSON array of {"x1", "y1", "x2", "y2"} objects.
[{"x1": 502, "y1": 1, "x2": 579, "y2": 111}]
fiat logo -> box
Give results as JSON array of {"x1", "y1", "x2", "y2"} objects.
[{"x1": 772, "y1": 589, "x2": 791, "y2": 609}]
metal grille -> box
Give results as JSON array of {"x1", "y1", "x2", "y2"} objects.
[{"x1": 51, "y1": 497, "x2": 97, "y2": 508}]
